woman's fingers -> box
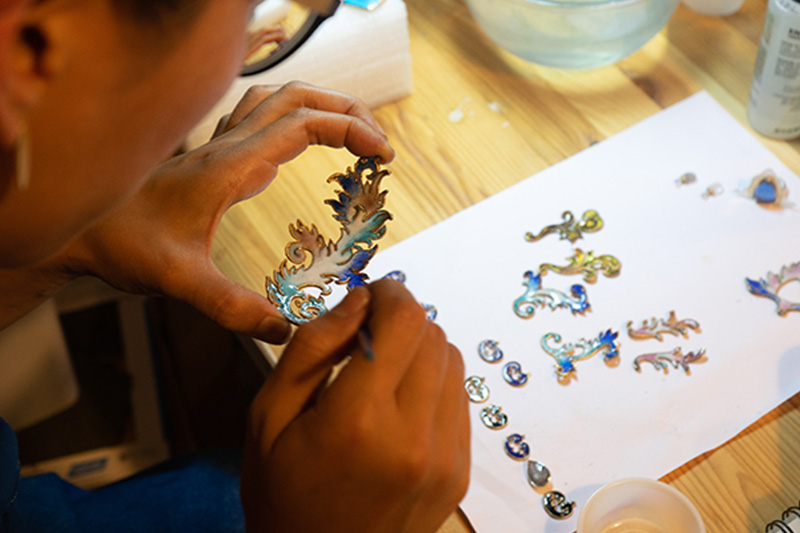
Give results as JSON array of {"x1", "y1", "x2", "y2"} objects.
[
  {"x1": 249, "y1": 287, "x2": 371, "y2": 449},
  {"x1": 171, "y1": 261, "x2": 293, "y2": 344},
  {"x1": 220, "y1": 82, "x2": 387, "y2": 142},
  {"x1": 222, "y1": 107, "x2": 393, "y2": 204}
]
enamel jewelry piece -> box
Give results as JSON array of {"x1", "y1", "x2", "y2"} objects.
[
  {"x1": 480, "y1": 404, "x2": 508, "y2": 429},
  {"x1": 382, "y1": 270, "x2": 407, "y2": 283},
  {"x1": 504, "y1": 433, "x2": 530, "y2": 460},
  {"x1": 742, "y1": 169, "x2": 788, "y2": 207},
  {"x1": 539, "y1": 248, "x2": 621, "y2": 284},
  {"x1": 626, "y1": 311, "x2": 701, "y2": 341},
  {"x1": 464, "y1": 376, "x2": 490, "y2": 403},
  {"x1": 478, "y1": 339, "x2": 504, "y2": 363},
  {"x1": 633, "y1": 348, "x2": 706, "y2": 374},
  {"x1": 527, "y1": 460, "x2": 552, "y2": 488},
  {"x1": 746, "y1": 262, "x2": 800, "y2": 316},
  {"x1": 676, "y1": 172, "x2": 697, "y2": 187},
  {"x1": 513, "y1": 271, "x2": 590, "y2": 318},
  {"x1": 525, "y1": 209, "x2": 603, "y2": 243},
  {"x1": 543, "y1": 491, "x2": 575, "y2": 519},
  {"x1": 266, "y1": 157, "x2": 391, "y2": 324},
  {"x1": 502, "y1": 362, "x2": 530, "y2": 387},
  {"x1": 701, "y1": 183, "x2": 724, "y2": 199},
  {"x1": 541, "y1": 330, "x2": 620, "y2": 378}
]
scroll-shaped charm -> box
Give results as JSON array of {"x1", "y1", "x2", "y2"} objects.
[
  {"x1": 633, "y1": 348, "x2": 706, "y2": 374},
  {"x1": 543, "y1": 491, "x2": 575, "y2": 519},
  {"x1": 538, "y1": 248, "x2": 621, "y2": 284},
  {"x1": 541, "y1": 330, "x2": 620, "y2": 378},
  {"x1": 525, "y1": 209, "x2": 603, "y2": 243},
  {"x1": 480, "y1": 404, "x2": 508, "y2": 429},
  {"x1": 504, "y1": 433, "x2": 530, "y2": 460},
  {"x1": 626, "y1": 311, "x2": 701, "y2": 341},
  {"x1": 513, "y1": 271, "x2": 590, "y2": 319},
  {"x1": 502, "y1": 361, "x2": 530, "y2": 387},
  {"x1": 478, "y1": 339, "x2": 504, "y2": 363},
  {"x1": 746, "y1": 261, "x2": 800, "y2": 316},
  {"x1": 464, "y1": 376, "x2": 490, "y2": 403},
  {"x1": 527, "y1": 460, "x2": 552, "y2": 488},
  {"x1": 266, "y1": 157, "x2": 391, "y2": 324}
]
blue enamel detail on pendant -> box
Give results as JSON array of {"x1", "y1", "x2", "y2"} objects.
[
  {"x1": 504, "y1": 433, "x2": 530, "y2": 460},
  {"x1": 502, "y1": 362, "x2": 529, "y2": 387},
  {"x1": 541, "y1": 329, "x2": 620, "y2": 378},
  {"x1": 478, "y1": 339, "x2": 504, "y2": 363},
  {"x1": 514, "y1": 271, "x2": 590, "y2": 318}
]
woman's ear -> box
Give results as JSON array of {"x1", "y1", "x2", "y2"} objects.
[{"x1": 0, "y1": 0, "x2": 60, "y2": 146}]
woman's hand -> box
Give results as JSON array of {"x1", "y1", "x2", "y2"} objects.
[
  {"x1": 59, "y1": 82, "x2": 393, "y2": 343},
  {"x1": 241, "y1": 279, "x2": 471, "y2": 533}
]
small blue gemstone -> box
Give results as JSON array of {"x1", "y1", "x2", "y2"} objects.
[{"x1": 753, "y1": 180, "x2": 777, "y2": 204}]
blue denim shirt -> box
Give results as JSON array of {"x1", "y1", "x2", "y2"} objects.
[{"x1": 1, "y1": 416, "x2": 244, "y2": 533}]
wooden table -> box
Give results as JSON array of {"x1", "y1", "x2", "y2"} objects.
[{"x1": 212, "y1": 0, "x2": 800, "y2": 530}]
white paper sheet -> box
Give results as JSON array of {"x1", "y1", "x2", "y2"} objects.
[{"x1": 361, "y1": 91, "x2": 800, "y2": 532}]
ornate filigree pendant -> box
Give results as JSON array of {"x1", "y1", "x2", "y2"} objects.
[
  {"x1": 265, "y1": 157, "x2": 392, "y2": 324},
  {"x1": 513, "y1": 271, "x2": 590, "y2": 319},
  {"x1": 541, "y1": 330, "x2": 620, "y2": 378},
  {"x1": 746, "y1": 262, "x2": 800, "y2": 316},
  {"x1": 539, "y1": 248, "x2": 621, "y2": 284},
  {"x1": 525, "y1": 209, "x2": 603, "y2": 243},
  {"x1": 626, "y1": 311, "x2": 701, "y2": 341},
  {"x1": 633, "y1": 348, "x2": 706, "y2": 374}
]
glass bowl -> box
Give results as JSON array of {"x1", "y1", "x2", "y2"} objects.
[{"x1": 464, "y1": 0, "x2": 680, "y2": 69}]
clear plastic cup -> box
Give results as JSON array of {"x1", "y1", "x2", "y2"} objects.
[{"x1": 577, "y1": 478, "x2": 705, "y2": 533}]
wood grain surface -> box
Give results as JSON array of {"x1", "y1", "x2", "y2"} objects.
[{"x1": 211, "y1": 1, "x2": 800, "y2": 531}]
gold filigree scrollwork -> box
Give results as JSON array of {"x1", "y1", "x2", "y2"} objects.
[
  {"x1": 538, "y1": 248, "x2": 620, "y2": 284},
  {"x1": 525, "y1": 209, "x2": 603, "y2": 244}
]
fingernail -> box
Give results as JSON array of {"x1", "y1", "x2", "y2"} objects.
[
  {"x1": 333, "y1": 285, "x2": 371, "y2": 316},
  {"x1": 263, "y1": 315, "x2": 292, "y2": 344}
]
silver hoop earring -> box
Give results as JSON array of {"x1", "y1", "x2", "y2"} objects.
[{"x1": 15, "y1": 123, "x2": 30, "y2": 191}]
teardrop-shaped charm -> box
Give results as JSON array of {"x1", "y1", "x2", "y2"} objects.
[{"x1": 527, "y1": 460, "x2": 552, "y2": 488}]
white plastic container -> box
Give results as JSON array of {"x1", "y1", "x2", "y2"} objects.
[
  {"x1": 682, "y1": 0, "x2": 744, "y2": 17},
  {"x1": 747, "y1": 0, "x2": 800, "y2": 139}
]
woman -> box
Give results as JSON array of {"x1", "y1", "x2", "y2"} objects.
[{"x1": 0, "y1": 0, "x2": 470, "y2": 531}]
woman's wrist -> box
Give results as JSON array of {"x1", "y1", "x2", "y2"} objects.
[{"x1": 0, "y1": 258, "x2": 77, "y2": 330}]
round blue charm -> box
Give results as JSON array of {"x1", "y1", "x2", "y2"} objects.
[
  {"x1": 504, "y1": 433, "x2": 530, "y2": 460},
  {"x1": 478, "y1": 339, "x2": 504, "y2": 363},
  {"x1": 753, "y1": 179, "x2": 777, "y2": 204},
  {"x1": 502, "y1": 361, "x2": 529, "y2": 387}
]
